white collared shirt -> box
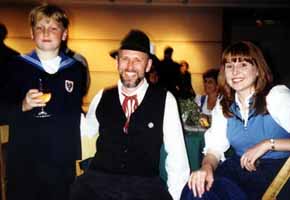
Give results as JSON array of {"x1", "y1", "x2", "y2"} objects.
[
  {"x1": 82, "y1": 79, "x2": 190, "y2": 200},
  {"x1": 234, "y1": 91, "x2": 254, "y2": 127},
  {"x1": 40, "y1": 56, "x2": 61, "y2": 74},
  {"x1": 203, "y1": 85, "x2": 290, "y2": 161}
]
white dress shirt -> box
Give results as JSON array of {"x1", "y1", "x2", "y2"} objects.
[
  {"x1": 82, "y1": 79, "x2": 190, "y2": 200},
  {"x1": 203, "y1": 85, "x2": 290, "y2": 161}
]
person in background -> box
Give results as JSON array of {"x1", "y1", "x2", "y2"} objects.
[
  {"x1": 0, "y1": 23, "x2": 20, "y2": 105},
  {"x1": 195, "y1": 68, "x2": 219, "y2": 115},
  {"x1": 146, "y1": 54, "x2": 161, "y2": 85},
  {"x1": 176, "y1": 60, "x2": 196, "y2": 99},
  {"x1": 181, "y1": 41, "x2": 290, "y2": 200},
  {"x1": 0, "y1": 4, "x2": 88, "y2": 200},
  {"x1": 71, "y1": 29, "x2": 190, "y2": 200},
  {"x1": 194, "y1": 68, "x2": 219, "y2": 127},
  {"x1": 0, "y1": 23, "x2": 19, "y2": 65},
  {"x1": 158, "y1": 46, "x2": 180, "y2": 96}
]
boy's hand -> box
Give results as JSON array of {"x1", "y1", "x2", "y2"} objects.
[{"x1": 22, "y1": 89, "x2": 46, "y2": 112}]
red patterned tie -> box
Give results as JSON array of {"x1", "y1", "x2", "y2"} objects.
[{"x1": 122, "y1": 93, "x2": 138, "y2": 133}]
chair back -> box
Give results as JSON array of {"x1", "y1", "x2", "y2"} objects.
[{"x1": 262, "y1": 156, "x2": 290, "y2": 200}]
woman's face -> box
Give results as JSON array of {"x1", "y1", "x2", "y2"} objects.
[
  {"x1": 180, "y1": 63, "x2": 188, "y2": 74},
  {"x1": 224, "y1": 60, "x2": 258, "y2": 96},
  {"x1": 204, "y1": 77, "x2": 218, "y2": 95}
]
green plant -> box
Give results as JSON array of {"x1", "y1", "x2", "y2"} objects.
[{"x1": 178, "y1": 98, "x2": 201, "y2": 127}]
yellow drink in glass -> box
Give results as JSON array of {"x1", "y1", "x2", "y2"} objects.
[{"x1": 39, "y1": 93, "x2": 51, "y2": 103}]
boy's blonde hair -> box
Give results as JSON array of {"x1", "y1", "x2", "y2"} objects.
[{"x1": 29, "y1": 4, "x2": 69, "y2": 29}]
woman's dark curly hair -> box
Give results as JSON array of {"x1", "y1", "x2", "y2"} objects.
[{"x1": 218, "y1": 41, "x2": 273, "y2": 117}]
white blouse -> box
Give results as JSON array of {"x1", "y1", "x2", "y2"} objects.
[{"x1": 195, "y1": 95, "x2": 213, "y2": 116}]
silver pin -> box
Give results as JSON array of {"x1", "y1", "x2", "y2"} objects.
[{"x1": 148, "y1": 122, "x2": 154, "y2": 128}]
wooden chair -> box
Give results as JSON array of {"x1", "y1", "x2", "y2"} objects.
[
  {"x1": 0, "y1": 141, "x2": 6, "y2": 200},
  {"x1": 76, "y1": 160, "x2": 84, "y2": 176},
  {"x1": 262, "y1": 156, "x2": 290, "y2": 200},
  {"x1": 0, "y1": 125, "x2": 8, "y2": 200},
  {"x1": 75, "y1": 134, "x2": 98, "y2": 176}
]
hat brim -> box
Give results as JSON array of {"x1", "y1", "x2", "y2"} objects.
[
  {"x1": 109, "y1": 49, "x2": 154, "y2": 59},
  {"x1": 109, "y1": 50, "x2": 118, "y2": 59}
]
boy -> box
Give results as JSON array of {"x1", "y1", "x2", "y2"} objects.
[{"x1": 1, "y1": 4, "x2": 88, "y2": 200}]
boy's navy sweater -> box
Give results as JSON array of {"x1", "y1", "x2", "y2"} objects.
[{"x1": 1, "y1": 51, "x2": 87, "y2": 168}]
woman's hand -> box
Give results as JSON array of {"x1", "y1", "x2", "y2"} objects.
[
  {"x1": 188, "y1": 164, "x2": 214, "y2": 198},
  {"x1": 240, "y1": 140, "x2": 269, "y2": 171},
  {"x1": 22, "y1": 89, "x2": 45, "y2": 112}
]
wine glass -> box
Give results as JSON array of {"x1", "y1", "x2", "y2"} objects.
[{"x1": 35, "y1": 78, "x2": 52, "y2": 118}]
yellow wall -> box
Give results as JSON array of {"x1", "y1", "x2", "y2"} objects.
[{"x1": 1, "y1": 4, "x2": 222, "y2": 106}]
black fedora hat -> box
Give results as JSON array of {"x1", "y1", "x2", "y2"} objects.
[{"x1": 109, "y1": 29, "x2": 153, "y2": 59}]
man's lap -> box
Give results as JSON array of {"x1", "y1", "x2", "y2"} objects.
[{"x1": 70, "y1": 169, "x2": 172, "y2": 200}]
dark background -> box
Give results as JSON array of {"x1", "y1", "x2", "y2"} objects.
[{"x1": 223, "y1": 7, "x2": 290, "y2": 87}]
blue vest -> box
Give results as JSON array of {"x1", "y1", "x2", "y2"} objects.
[{"x1": 227, "y1": 101, "x2": 290, "y2": 159}]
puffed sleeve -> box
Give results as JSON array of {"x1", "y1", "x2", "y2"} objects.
[
  {"x1": 203, "y1": 98, "x2": 230, "y2": 161},
  {"x1": 266, "y1": 85, "x2": 290, "y2": 133}
]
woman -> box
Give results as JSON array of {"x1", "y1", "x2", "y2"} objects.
[
  {"x1": 181, "y1": 41, "x2": 290, "y2": 200},
  {"x1": 195, "y1": 69, "x2": 219, "y2": 116}
]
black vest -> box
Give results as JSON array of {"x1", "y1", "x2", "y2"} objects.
[{"x1": 89, "y1": 85, "x2": 167, "y2": 177}]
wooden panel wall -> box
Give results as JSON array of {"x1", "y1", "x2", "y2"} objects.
[{"x1": 0, "y1": 4, "x2": 223, "y2": 106}]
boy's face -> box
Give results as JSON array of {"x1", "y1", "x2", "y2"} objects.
[{"x1": 31, "y1": 17, "x2": 67, "y2": 53}]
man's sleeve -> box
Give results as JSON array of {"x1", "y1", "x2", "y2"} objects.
[
  {"x1": 81, "y1": 89, "x2": 103, "y2": 137},
  {"x1": 163, "y1": 91, "x2": 190, "y2": 200}
]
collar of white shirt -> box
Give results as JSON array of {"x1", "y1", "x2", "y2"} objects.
[
  {"x1": 40, "y1": 56, "x2": 61, "y2": 74},
  {"x1": 117, "y1": 79, "x2": 149, "y2": 105},
  {"x1": 235, "y1": 91, "x2": 254, "y2": 126}
]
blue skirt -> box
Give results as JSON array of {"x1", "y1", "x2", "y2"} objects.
[{"x1": 180, "y1": 155, "x2": 289, "y2": 200}]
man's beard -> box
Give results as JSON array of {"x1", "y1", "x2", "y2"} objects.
[{"x1": 120, "y1": 73, "x2": 143, "y2": 88}]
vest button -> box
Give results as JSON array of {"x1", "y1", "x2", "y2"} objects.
[{"x1": 123, "y1": 145, "x2": 128, "y2": 153}]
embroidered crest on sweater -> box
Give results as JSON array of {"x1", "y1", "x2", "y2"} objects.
[{"x1": 65, "y1": 80, "x2": 74, "y2": 93}]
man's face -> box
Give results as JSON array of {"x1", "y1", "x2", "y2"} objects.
[
  {"x1": 117, "y1": 49, "x2": 152, "y2": 89},
  {"x1": 31, "y1": 17, "x2": 67, "y2": 53}
]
